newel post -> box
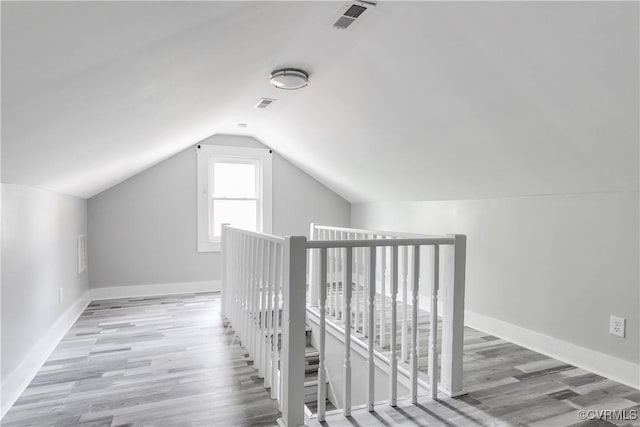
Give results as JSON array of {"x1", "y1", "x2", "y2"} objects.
[
  {"x1": 280, "y1": 236, "x2": 308, "y2": 427},
  {"x1": 441, "y1": 234, "x2": 467, "y2": 397},
  {"x1": 308, "y1": 223, "x2": 319, "y2": 308}
]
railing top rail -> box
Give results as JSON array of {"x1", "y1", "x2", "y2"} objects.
[
  {"x1": 223, "y1": 225, "x2": 285, "y2": 244},
  {"x1": 312, "y1": 224, "x2": 445, "y2": 239},
  {"x1": 306, "y1": 237, "x2": 454, "y2": 249}
]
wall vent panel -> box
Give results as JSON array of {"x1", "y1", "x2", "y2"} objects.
[{"x1": 77, "y1": 234, "x2": 87, "y2": 274}]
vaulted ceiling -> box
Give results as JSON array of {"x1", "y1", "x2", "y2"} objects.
[{"x1": 2, "y1": 1, "x2": 638, "y2": 201}]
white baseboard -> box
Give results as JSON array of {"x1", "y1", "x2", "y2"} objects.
[
  {"x1": 89, "y1": 280, "x2": 220, "y2": 300},
  {"x1": 1, "y1": 291, "x2": 91, "y2": 419},
  {"x1": 1, "y1": 280, "x2": 220, "y2": 420},
  {"x1": 465, "y1": 310, "x2": 639, "y2": 390}
]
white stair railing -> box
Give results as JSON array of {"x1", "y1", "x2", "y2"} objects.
[
  {"x1": 306, "y1": 234, "x2": 464, "y2": 418},
  {"x1": 222, "y1": 224, "x2": 466, "y2": 426},
  {"x1": 308, "y1": 224, "x2": 467, "y2": 403},
  {"x1": 221, "y1": 226, "x2": 307, "y2": 427}
]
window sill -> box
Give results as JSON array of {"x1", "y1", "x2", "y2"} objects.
[{"x1": 198, "y1": 241, "x2": 221, "y2": 253}]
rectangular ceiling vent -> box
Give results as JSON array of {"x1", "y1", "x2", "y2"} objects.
[
  {"x1": 334, "y1": 1, "x2": 375, "y2": 30},
  {"x1": 255, "y1": 98, "x2": 276, "y2": 109}
]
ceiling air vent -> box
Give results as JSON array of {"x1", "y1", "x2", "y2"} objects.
[
  {"x1": 334, "y1": 1, "x2": 375, "y2": 30},
  {"x1": 255, "y1": 98, "x2": 276, "y2": 109}
]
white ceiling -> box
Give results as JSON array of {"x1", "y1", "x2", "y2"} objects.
[{"x1": 2, "y1": 1, "x2": 638, "y2": 201}]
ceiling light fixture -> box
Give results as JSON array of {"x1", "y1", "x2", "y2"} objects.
[
  {"x1": 237, "y1": 123, "x2": 248, "y2": 128},
  {"x1": 269, "y1": 69, "x2": 309, "y2": 90}
]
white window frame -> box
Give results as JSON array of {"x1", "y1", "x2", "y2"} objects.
[{"x1": 197, "y1": 144, "x2": 272, "y2": 252}]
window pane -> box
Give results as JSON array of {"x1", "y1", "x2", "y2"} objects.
[
  {"x1": 211, "y1": 200, "x2": 257, "y2": 238},
  {"x1": 213, "y1": 162, "x2": 256, "y2": 198}
]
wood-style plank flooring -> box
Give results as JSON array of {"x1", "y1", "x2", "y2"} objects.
[
  {"x1": 4, "y1": 292, "x2": 638, "y2": 426},
  {"x1": 317, "y1": 289, "x2": 640, "y2": 426},
  {"x1": 2, "y1": 293, "x2": 281, "y2": 427}
]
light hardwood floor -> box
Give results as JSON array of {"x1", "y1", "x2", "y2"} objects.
[
  {"x1": 2, "y1": 293, "x2": 280, "y2": 427},
  {"x1": 3, "y1": 293, "x2": 638, "y2": 426},
  {"x1": 318, "y1": 289, "x2": 639, "y2": 426}
]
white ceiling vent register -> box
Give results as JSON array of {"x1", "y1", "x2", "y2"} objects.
[
  {"x1": 77, "y1": 233, "x2": 87, "y2": 274},
  {"x1": 334, "y1": 1, "x2": 376, "y2": 30},
  {"x1": 254, "y1": 98, "x2": 276, "y2": 109}
]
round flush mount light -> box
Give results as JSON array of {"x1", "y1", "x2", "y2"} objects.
[
  {"x1": 237, "y1": 123, "x2": 248, "y2": 128},
  {"x1": 269, "y1": 68, "x2": 309, "y2": 90}
]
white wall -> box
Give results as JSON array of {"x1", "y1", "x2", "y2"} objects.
[
  {"x1": 88, "y1": 135, "x2": 350, "y2": 289},
  {"x1": 352, "y1": 191, "x2": 639, "y2": 384},
  {"x1": 1, "y1": 184, "x2": 89, "y2": 415},
  {"x1": 307, "y1": 311, "x2": 416, "y2": 410}
]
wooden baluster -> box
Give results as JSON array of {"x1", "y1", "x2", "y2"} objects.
[
  {"x1": 256, "y1": 238, "x2": 262, "y2": 366},
  {"x1": 333, "y1": 231, "x2": 342, "y2": 320},
  {"x1": 389, "y1": 245, "x2": 398, "y2": 407},
  {"x1": 241, "y1": 234, "x2": 247, "y2": 348},
  {"x1": 337, "y1": 232, "x2": 344, "y2": 320},
  {"x1": 227, "y1": 230, "x2": 232, "y2": 325},
  {"x1": 252, "y1": 236, "x2": 258, "y2": 360},
  {"x1": 256, "y1": 239, "x2": 263, "y2": 376},
  {"x1": 380, "y1": 239, "x2": 387, "y2": 349},
  {"x1": 247, "y1": 236, "x2": 253, "y2": 355},
  {"x1": 278, "y1": 243, "x2": 286, "y2": 409},
  {"x1": 242, "y1": 234, "x2": 247, "y2": 347},
  {"x1": 343, "y1": 247, "x2": 353, "y2": 416},
  {"x1": 327, "y1": 230, "x2": 331, "y2": 319},
  {"x1": 243, "y1": 234, "x2": 249, "y2": 346},
  {"x1": 349, "y1": 233, "x2": 355, "y2": 331},
  {"x1": 265, "y1": 241, "x2": 274, "y2": 390},
  {"x1": 280, "y1": 236, "x2": 307, "y2": 427},
  {"x1": 343, "y1": 233, "x2": 349, "y2": 325},
  {"x1": 240, "y1": 234, "x2": 247, "y2": 347},
  {"x1": 235, "y1": 232, "x2": 241, "y2": 339},
  {"x1": 367, "y1": 245, "x2": 377, "y2": 411},
  {"x1": 362, "y1": 235, "x2": 369, "y2": 338},
  {"x1": 309, "y1": 223, "x2": 319, "y2": 308},
  {"x1": 401, "y1": 245, "x2": 409, "y2": 363},
  {"x1": 251, "y1": 236, "x2": 256, "y2": 356},
  {"x1": 248, "y1": 236, "x2": 254, "y2": 352},
  {"x1": 252, "y1": 236, "x2": 257, "y2": 357},
  {"x1": 324, "y1": 229, "x2": 328, "y2": 317},
  {"x1": 354, "y1": 234, "x2": 361, "y2": 334},
  {"x1": 317, "y1": 248, "x2": 328, "y2": 422},
  {"x1": 319, "y1": 231, "x2": 325, "y2": 308},
  {"x1": 260, "y1": 239, "x2": 268, "y2": 379},
  {"x1": 259, "y1": 238, "x2": 265, "y2": 368},
  {"x1": 263, "y1": 240, "x2": 270, "y2": 380},
  {"x1": 329, "y1": 230, "x2": 336, "y2": 318},
  {"x1": 237, "y1": 233, "x2": 244, "y2": 338},
  {"x1": 271, "y1": 243, "x2": 281, "y2": 401},
  {"x1": 233, "y1": 233, "x2": 239, "y2": 339},
  {"x1": 225, "y1": 230, "x2": 235, "y2": 322},
  {"x1": 234, "y1": 232, "x2": 240, "y2": 331},
  {"x1": 429, "y1": 245, "x2": 440, "y2": 399},
  {"x1": 410, "y1": 245, "x2": 420, "y2": 404},
  {"x1": 221, "y1": 225, "x2": 227, "y2": 316}
]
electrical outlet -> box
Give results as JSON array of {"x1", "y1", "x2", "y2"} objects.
[
  {"x1": 59, "y1": 288, "x2": 63, "y2": 304},
  {"x1": 610, "y1": 315, "x2": 625, "y2": 338}
]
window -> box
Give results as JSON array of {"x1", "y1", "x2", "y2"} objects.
[{"x1": 197, "y1": 145, "x2": 272, "y2": 252}]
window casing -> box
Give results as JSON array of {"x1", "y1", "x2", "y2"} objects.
[{"x1": 197, "y1": 145, "x2": 272, "y2": 252}]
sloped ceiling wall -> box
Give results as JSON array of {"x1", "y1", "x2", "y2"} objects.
[{"x1": 2, "y1": 1, "x2": 638, "y2": 201}]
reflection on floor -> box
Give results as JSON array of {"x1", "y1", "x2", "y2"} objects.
[
  {"x1": 2, "y1": 293, "x2": 281, "y2": 427},
  {"x1": 3, "y1": 292, "x2": 638, "y2": 427},
  {"x1": 315, "y1": 288, "x2": 639, "y2": 427}
]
